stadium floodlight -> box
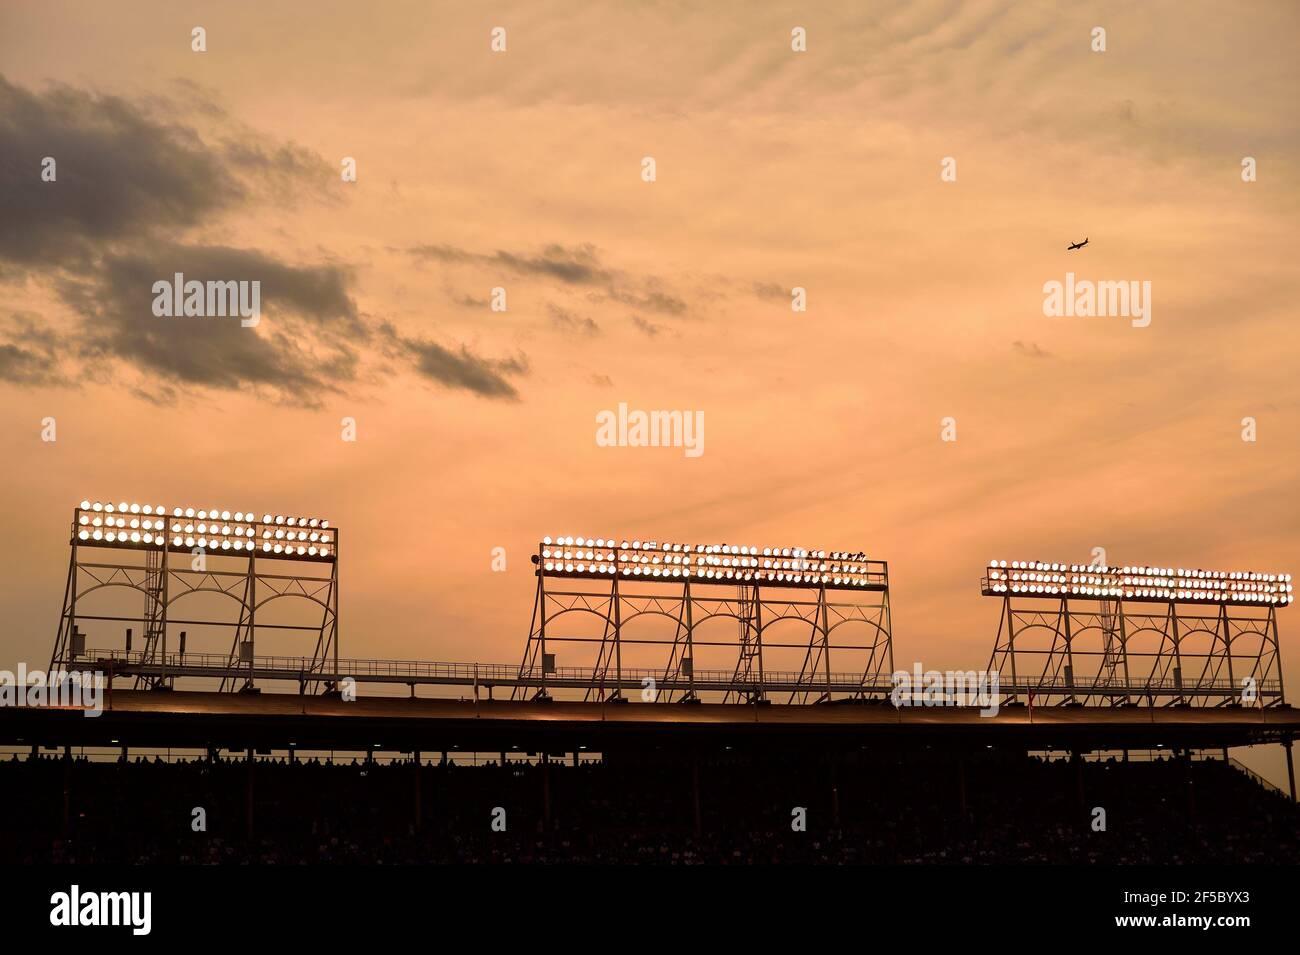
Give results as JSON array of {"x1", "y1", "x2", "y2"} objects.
[
  {"x1": 70, "y1": 500, "x2": 335, "y2": 561},
  {"x1": 534, "y1": 536, "x2": 887, "y2": 590},
  {"x1": 982, "y1": 560, "x2": 1292, "y2": 607}
]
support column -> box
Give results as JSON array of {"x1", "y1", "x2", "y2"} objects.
[
  {"x1": 1285, "y1": 738, "x2": 1296, "y2": 803},
  {"x1": 413, "y1": 750, "x2": 422, "y2": 832},
  {"x1": 62, "y1": 745, "x2": 72, "y2": 837},
  {"x1": 542, "y1": 754, "x2": 552, "y2": 832},
  {"x1": 245, "y1": 748, "x2": 254, "y2": 842}
]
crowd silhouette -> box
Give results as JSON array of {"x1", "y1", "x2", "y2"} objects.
[{"x1": 1, "y1": 749, "x2": 1295, "y2": 864}]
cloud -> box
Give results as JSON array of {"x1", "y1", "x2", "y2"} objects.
[
  {"x1": 1012, "y1": 340, "x2": 1051, "y2": 359},
  {"x1": 411, "y1": 241, "x2": 690, "y2": 316},
  {"x1": 630, "y1": 315, "x2": 665, "y2": 337},
  {"x1": 0, "y1": 75, "x2": 245, "y2": 266},
  {"x1": 752, "y1": 282, "x2": 787, "y2": 301},
  {"x1": 53, "y1": 242, "x2": 363, "y2": 406},
  {"x1": 410, "y1": 242, "x2": 611, "y2": 285},
  {"x1": 0, "y1": 312, "x2": 67, "y2": 386},
  {"x1": 0, "y1": 74, "x2": 518, "y2": 406},
  {"x1": 547, "y1": 302, "x2": 600, "y2": 337},
  {"x1": 380, "y1": 324, "x2": 527, "y2": 400}
]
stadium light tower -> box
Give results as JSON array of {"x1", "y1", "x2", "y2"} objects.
[
  {"x1": 981, "y1": 559, "x2": 1291, "y2": 706},
  {"x1": 50, "y1": 499, "x2": 340, "y2": 693},
  {"x1": 514, "y1": 535, "x2": 894, "y2": 703}
]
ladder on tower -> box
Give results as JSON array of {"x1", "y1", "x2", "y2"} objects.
[
  {"x1": 726, "y1": 585, "x2": 762, "y2": 702},
  {"x1": 134, "y1": 547, "x2": 167, "y2": 688}
]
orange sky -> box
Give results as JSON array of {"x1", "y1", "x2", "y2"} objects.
[{"x1": 1, "y1": 1, "x2": 1298, "y2": 777}]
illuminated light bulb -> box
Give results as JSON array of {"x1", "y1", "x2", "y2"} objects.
[
  {"x1": 78, "y1": 530, "x2": 90, "y2": 540},
  {"x1": 93, "y1": 530, "x2": 104, "y2": 541}
]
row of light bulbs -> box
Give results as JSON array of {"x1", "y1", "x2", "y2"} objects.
[
  {"x1": 78, "y1": 514, "x2": 333, "y2": 544},
  {"x1": 79, "y1": 501, "x2": 328, "y2": 529},
  {"x1": 990, "y1": 560, "x2": 1289, "y2": 583},
  {"x1": 542, "y1": 536, "x2": 867, "y2": 561},
  {"x1": 993, "y1": 571, "x2": 1289, "y2": 595},
  {"x1": 76, "y1": 528, "x2": 332, "y2": 557},
  {"x1": 989, "y1": 567, "x2": 1291, "y2": 594},
  {"x1": 986, "y1": 580, "x2": 1292, "y2": 604},
  {"x1": 541, "y1": 548, "x2": 875, "y2": 576},
  {"x1": 540, "y1": 561, "x2": 876, "y2": 586}
]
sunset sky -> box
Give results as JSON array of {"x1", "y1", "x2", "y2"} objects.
[{"x1": 1, "y1": 2, "x2": 1298, "y2": 776}]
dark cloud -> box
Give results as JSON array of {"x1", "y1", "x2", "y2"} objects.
[
  {"x1": 410, "y1": 242, "x2": 610, "y2": 285},
  {"x1": 0, "y1": 74, "x2": 244, "y2": 265},
  {"x1": 603, "y1": 285, "x2": 687, "y2": 315},
  {"x1": 547, "y1": 302, "x2": 600, "y2": 337},
  {"x1": 0, "y1": 74, "x2": 516, "y2": 406},
  {"x1": 380, "y1": 324, "x2": 527, "y2": 400},
  {"x1": 630, "y1": 315, "x2": 665, "y2": 337},
  {"x1": 54, "y1": 243, "x2": 364, "y2": 406},
  {"x1": 752, "y1": 282, "x2": 787, "y2": 301},
  {"x1": 589, "y1": 373, "x2": 613, "y2": 388},
  {"x1": 0, "y1": 312, "x2": 67, "y2": 386},
  {"x1": 411, "y1": 241, "x2": 690, "y2": 316},
  {"x1": 451, "y1": 292, "x2": 489, "y2": 308}
]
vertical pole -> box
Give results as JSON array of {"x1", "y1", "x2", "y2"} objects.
[
  {"x1": 160, "y1": 539, "x2": 170, "y2": 688},
  {"x1": 684, "y1": 578, "x2": 695, "y2": 700},
  {"x1": 247, "y1": 551, "x2": 257, "y2": 688},
  {"x1": 1061, "y1": 596, "x2": 1075, "y2": 702},
  {"x1": 1118, "y1": 600, "x2": 1132, "y2": 705},
  {"x1": 1220, "y1": 604, "x2": 1235, "y2": 701},
  {"x1": 1269, "y1": 607, "x2": 1285, "y2": 702},
  {"x1": 413, "y1": 750, "x2": 422, "y2": 832},
  {"x1": 883, "y1": 566, "x2": 895, "y2": 677},
  {"x1": 62, "y1": 745, "x2": 72, "y2": 837},
  {"x1": 753, "y1": 583, "x2": 765, "y2": 702},
  {"x1": 612, "y1": 575, "x2": 623, "y2": 699},
  {"x1": 1170, "y1": 603, "x2": 1184, "y2": 705},
  {"x1": 331, "y1": 547, "x2": 339, "y2": 680},
  {"x1": 66, "y1": 528, "x2": 80, "y2": 667},
  {"x1": 820, "y1": 584, "x2": 832, "y2": 700},
  {"x1": 537, "y1": 571, "x2": 548, "y2": 699},
  {"x1": 1073, "y1": 750, "x2": 1085, "y2": 812},
  {"x1": 542, "y1": 753, "x2": 552, "y2": 832},
  {"x1": 1285, "y1": 738, "x2": 1296, "y2": 803},
  {"x1": 245, "y1": 747, "x2": 254, "y2": 842},
  {"x1": 1004, "y1": 597, "x2": 1019, "y2": 702}
]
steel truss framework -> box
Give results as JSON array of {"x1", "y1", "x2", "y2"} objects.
[
  {"x1": 50, "y1": 512, "x2": 340, "y2": 694},
  {"x1": 513, "y1": 563, "x2": 894, "y2": 703},
  {"x1": 986, "y1": 591, "x2": 1285, "y2": 707}
]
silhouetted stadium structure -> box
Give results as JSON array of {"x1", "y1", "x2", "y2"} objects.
[{"x1": 2, "y1": 502, "x2": 1296, "y2": 863}]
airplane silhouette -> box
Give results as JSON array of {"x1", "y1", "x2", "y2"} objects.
[{"x1": 1067, "y1": 237, "x2": 1089, "y2": 251}]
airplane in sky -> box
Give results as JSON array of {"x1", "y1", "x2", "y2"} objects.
[{"x1": 1067, "y1": 237, "x2": 1089, "y2": 251}]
